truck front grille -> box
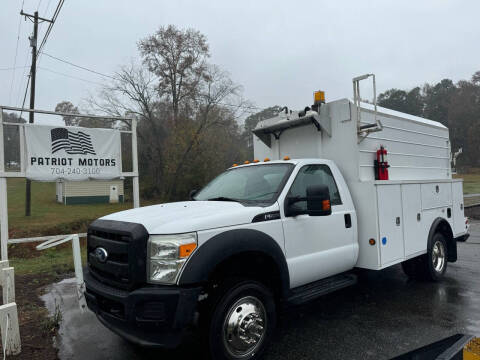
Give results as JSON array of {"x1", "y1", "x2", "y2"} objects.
[{"x1": 87, "y1": 220, "x2": 148, "y2": 290}]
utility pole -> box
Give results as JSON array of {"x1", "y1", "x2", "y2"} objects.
[{"x1": 20, "y1": 10, "x2": 53, "y2": 216}]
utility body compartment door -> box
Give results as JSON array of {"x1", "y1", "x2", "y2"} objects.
[
  {"x1": 401, "y1": 184, "x2": 427, "y2": 257},
  {"x1": 376, "y1": 184, "x2": 404, "y2": 266},
  {"x1": 452, "y1": 181, "x2": 466, "y2": 236}
]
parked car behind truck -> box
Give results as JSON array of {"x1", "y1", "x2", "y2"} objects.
[{"x1": 84, "y1": 76, "x2": 469, "y2": 360}]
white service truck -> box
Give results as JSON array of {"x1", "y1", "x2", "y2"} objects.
[{"x1": 84, "y1": 75, "x2": 469, "y2": 360}]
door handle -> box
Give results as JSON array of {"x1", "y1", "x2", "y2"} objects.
[{"x1": 344, "y1": 214, "x2": 352, "y2": 228}]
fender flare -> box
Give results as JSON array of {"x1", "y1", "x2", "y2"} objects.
[
  {"x1": 428, "y1": 217, "x2": 456, "y2": 262},
  {"x1": 178, "y1": 228, "x2": 290, "y2": 297}
]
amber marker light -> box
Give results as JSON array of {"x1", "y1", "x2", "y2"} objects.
[
  {"x1": 253, "y1": 159, "x2": 260, "y2": 163},
  {"x1": 244, "y1": 160, "x2": 250, "y2": 164},
  {"x1": 314, "y1": 90, "x2": 326, "y2": 104},
  {"x1": 283, "y1": 156, "x2": 291, "y2": 160},
  {"x1": 179, "y1": 243, "x2": 197, "y2": 258},
  {"x1": 322, "y1": 199, "x2": 331, "y2": 211},
  {"x1": 264, "y1": 158, "x2": 270, "y2": 162},
  {"x1": 232, "y1": 163, "x2": 238, "y2": 167},
  {"x1": 369, "y1": 238, "x2": 376, "y2": 246}
]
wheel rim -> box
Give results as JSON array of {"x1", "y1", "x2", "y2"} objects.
[
  {"x1": 432, "y1": 240, "x2": 446, "y2": 273},
  {"x1": 222, "y1": 295, "x2": 267, "y2": 359}
]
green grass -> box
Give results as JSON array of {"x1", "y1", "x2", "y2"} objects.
[
  {"x1": 7, "y1": 178, "x2": 132, "y2": 237},
  {"x1": 11, "y1": 243, "x2": 87, "y2": 275},
  {"x1": 5, "y1": 178, "x2": 135, "y2": 276},
  {"x1": 455, "y1": 173, "x2": 480, "y2": 195}
]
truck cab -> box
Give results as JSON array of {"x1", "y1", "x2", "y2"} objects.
[{"x1": 84, "y1": 87, "x2": 468, "y2": 360}]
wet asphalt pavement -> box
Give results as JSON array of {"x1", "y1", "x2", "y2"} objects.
[{"x1": 42, "y1": 222, "x2": 480, "y2": 360}]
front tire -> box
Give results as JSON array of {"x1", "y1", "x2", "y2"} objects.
[{"x1": 208, "y1": 280, "x2": 276, "y2": 360}]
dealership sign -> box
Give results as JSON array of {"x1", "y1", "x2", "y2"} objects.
[{"x1": 24, "y1": 124, "x2": 121, "y2": 181}]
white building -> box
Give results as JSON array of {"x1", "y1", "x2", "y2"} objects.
[{"x1": 56, "y1": 180, "x2": 124, "y2": 205}]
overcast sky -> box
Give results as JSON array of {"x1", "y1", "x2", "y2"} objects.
[{"x1": 1, "y1": 0, "x2": 479, "y2": 124}]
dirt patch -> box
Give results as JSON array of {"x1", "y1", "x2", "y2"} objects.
[{"x1": 1, "y1": 272, "x2": 68, "y2": 359}]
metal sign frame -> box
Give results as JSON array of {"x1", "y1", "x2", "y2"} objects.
[{"x1": 0, "y1": 105, "x2": 140, "y2": 260}]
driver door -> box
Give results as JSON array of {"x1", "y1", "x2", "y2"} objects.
[{"x1": 282, "y1": 164, "x2": 354, "y2": 288}]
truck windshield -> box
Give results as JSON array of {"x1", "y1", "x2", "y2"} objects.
[{"x1": 194, "y1": 163, "x2": 294, "y2": 204}]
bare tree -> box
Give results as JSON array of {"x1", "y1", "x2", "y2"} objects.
[
  {"x1": 167, "y1": 65, "x2": 243, "y2": 198},
  {"x1": 86, "y1": 62, "x2": 157, "y2": 130},
  {"x1": 86, "y1": 62, "x2": 169, "y2": 194},
  {"x1": 138, "y1": 25, "x2": 210, "y2": 125},
  {"x1": 86, "y1": 27, "x2": 249, "y2": 200}
]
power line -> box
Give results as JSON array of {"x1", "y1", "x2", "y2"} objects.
[
  {"x1": 40, "y1": 51, "x2": 118, "y2": 80},
  {"x1": 16, "y1": 51, "x2": 31, "y2": 107},
  {"x1": 38, "y1": 66, "x2": 104, "y2": 85},
  {"x1": 43, "y1": 0, "x2": 53, "y2": 17},
  {"x1": 37, "y1": 51, "x2": 266, "y2": 114},
  {"x1": 35, "y1": 52, "x2": 265, "y2": 113},
  {"x1": 0, "y1": 66, "x2": 29, "y2": 71},
  {"x1": 37, "y1": 0, "x2": 64, "y2": 60},
  {"x1": 9, "y1": 0, "x2": 25, "y2": 105},
  {"x1": 19, "y1": 75, "x2": 30, "y2": 119}
]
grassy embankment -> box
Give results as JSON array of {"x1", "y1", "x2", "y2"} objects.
[
  {"x1": 6, "y1": 178, "x2": 134, "y2": 275},
  {"x1": 454, "y1": 173, "x2": 480, "y2": 206}
]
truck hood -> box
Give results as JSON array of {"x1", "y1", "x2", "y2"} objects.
[{"x1": 100, "y1": 201, "x2": 270, "y2": 234}]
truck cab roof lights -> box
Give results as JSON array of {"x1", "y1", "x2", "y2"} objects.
[
  {"x1": 264, "y1": 158, "x2": 270, "y2": 162},
  {"x1": 253, "y1": 159, "x2": 260, "y2": 163},
  {"x1": 283, "y1": 156, "x2": 290, "y2": 160},
  {"x1": 232, "y1": 163, "x2": 238, "y2": 167},
  {"x1": 244, "y1": 160, "x2": 250, "y2": 164}
]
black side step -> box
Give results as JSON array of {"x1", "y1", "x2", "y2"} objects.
[{"x1": 287, "y1": 273, "x2": 357, "y2": 305}]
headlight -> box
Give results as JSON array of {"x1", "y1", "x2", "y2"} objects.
[{"x1": 147, "y1": 232, "x2": 197, "y2": 284}]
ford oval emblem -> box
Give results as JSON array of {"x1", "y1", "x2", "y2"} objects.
[{"x1": 94, "y1": 247, "x2": 108, "y2": 263}]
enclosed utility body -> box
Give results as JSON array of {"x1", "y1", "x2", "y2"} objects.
[{"x1": 253, "y1": 98, "x2": 467, "y2": 270}]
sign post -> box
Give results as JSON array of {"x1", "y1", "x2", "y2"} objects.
[
  {"x1": 132, "y1": 118, "x2": 140, "y2": 208},
  {"x1": 0, "y1": 110, "x2": 8, "y2": 261}
]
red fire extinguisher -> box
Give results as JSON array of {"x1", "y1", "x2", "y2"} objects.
[{"x1": 374, "y1": 145, "x2": 390, "y2": 180}]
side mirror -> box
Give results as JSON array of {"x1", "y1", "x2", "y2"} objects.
[
  {"x1": 306, "y1": 184, "x2": 331, "y2": 216},
  {"x1": 189, "y1": 189, "x2": 198, "y2": 200}
]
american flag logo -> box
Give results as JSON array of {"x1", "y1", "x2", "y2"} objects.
[{"x1": 51, "y1": 128, "x2": 96, "y2": 155}]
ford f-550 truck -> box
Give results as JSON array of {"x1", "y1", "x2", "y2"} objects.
[{"x1": 84, "y1": 76, "x2": 469, "y2": 360}]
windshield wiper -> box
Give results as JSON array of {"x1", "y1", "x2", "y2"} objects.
[{"x1": 207, "y1": 196, "x2": 242, "y2": 203}]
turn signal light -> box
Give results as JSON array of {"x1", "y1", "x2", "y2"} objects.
[
  {"x1": 283, "y1": 156, "x2": 291, "y2": 160},
  {"x1": 322, "y1": 200, "x2": 330, "y2": 211},
  {"x1": 264, "y1": 157, "x2": 270, "y2": 162},
  {"x1": 369, "y1": 238, "x2": 376, "y2": 246},
  {"x1": 179, "y1": 243, "x2": 197, "y2": 258}
]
